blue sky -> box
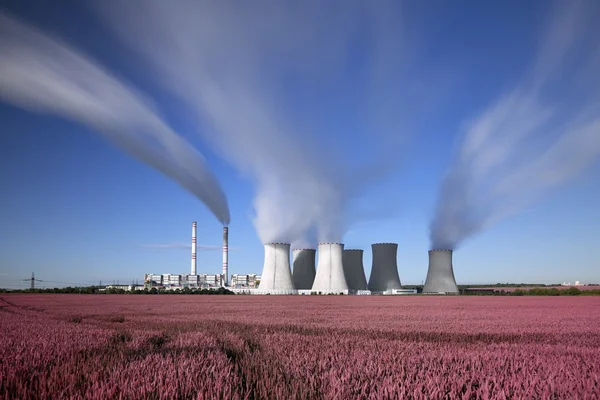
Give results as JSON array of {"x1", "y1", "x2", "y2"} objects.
[{"x1": 1, "y1": 0, "x2": 599, "y2": 288}]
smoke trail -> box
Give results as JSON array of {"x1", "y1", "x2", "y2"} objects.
[
  {"x1": 94, "y1": 0, "x2": 414, "y2": 245},
  {"x1": 0, "y1": 11, "x2": 230, "y2": 225},
  {"x1": 430, "y1": 1, "x2": 600, "y2": 250}
]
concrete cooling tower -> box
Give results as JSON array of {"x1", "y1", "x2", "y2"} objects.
[
  {"x1": 368, "y1": 243, "x2": 402, "y2": 292},
  {"x1": 258, "y1": 243, "x2": 295, "y2": 293},
  {"x1": 312, "y1": 243, "x2": 349, "y2": 293},
  {"x1": 342, "y1": 249, "x2": 368, "y2": 291},
  {"x1": 292, "y1": 248, "x2": 316, "y2": 290},
  {"x1": 423, "y1": 249, "x2": 459, "y2": 293}
]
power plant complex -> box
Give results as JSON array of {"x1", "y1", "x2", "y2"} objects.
[{"x1": 145, "y1": 222, "x2": 460, "y2": 295}]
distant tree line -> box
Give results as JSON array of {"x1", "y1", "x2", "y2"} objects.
[
  {"x1": 463, "y1": 287, "x2": 600, "y2": 296},
  {"x1": 0, "y1": 287, "x2": 235, "y2": 295},
  {"x1": 0, "y1": 286, "x2": 103, "y2": 294},
  {"x1": 459, "y1": 283, "x2": 557, "y2": 288}
]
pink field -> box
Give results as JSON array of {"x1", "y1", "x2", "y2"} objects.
[
  {"x1": 468, "y1": 285, "x2": 600, "y2": 292},
  {"x1": 1, "y1": 295, "x2": 599, "y2": 399}
]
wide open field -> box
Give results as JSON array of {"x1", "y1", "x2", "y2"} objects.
[{"x1": 1, "y1": 295, "x2": 599, "y2": 399}]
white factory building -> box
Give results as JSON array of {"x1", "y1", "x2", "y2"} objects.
[
  {"x1": 145, "y1": 273, "x2": 226, "y2": 289},
  {"x1": 231, "y1": 274, "x2": 259, "y2": 288},
  {"x1": 144, "y1": 273, "x2": 261, "y2": 290}
]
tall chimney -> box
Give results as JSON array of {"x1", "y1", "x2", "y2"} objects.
[
  {"x1": 191, "y1": 221, "x2": 197, "y2": 275},
  {"x1": 222, "y1": 226, "x2": 229, "y2": 286}
]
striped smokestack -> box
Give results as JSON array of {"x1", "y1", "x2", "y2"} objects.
[
  {"x1": 191, "y1": 221, "x2": 197, "y2": 275},
  {"x1": 222, "y1": 226, "x2": 229, "y2": 286}
]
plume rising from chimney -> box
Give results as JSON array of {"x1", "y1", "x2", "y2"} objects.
[{"x1": 0, "y1": 12, "x2": 231, "y2": 225}]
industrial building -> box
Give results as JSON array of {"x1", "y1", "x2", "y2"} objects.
[
  {"x1": 144, "y1": 273, "x2": 226, "y2": 289},
  {"x1": 144, "y1": 222, "x2": 257, "y2": 291},
  {"x1": 231, "y1": 274, "x2": 259, "y2": 288}
]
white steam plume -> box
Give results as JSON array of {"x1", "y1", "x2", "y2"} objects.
[
  {"x1": 430, "y1": 1, "x2": 600, "y2": 250},
  {"x1": 94, "y1": 0, "x2": 414, "y2": 245},
  {"x1": 0, "y1": 11, "x2": 230, "y2": 225}
]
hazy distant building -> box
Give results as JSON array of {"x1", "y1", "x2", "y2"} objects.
[{"x1": 231, "y1": 274, "x2": 258, "y2": 288}]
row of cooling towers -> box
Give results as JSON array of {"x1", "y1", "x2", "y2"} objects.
[
  {"x1": 189, "y1": 222, "x2": 458, "y2": 293},
  {"x1": 259, "y1": 242, "x2": 459, "y2": 294}
]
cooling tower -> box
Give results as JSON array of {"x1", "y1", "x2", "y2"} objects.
[
  {"x1": 258, "y1": 243, "x2": 295, "y2": 292},
  {"x1": 222, "y1": 227, "x2": 229, "y2": 286},
  {"x1": 292, "y1": 248, "x2": 316, "y2": 290},
  {"x1": 312, "y1": 243, "x2": 348, "y2": 293},
  {"x1": 191, "y1": 221, "x2": 197, "y2": 275},
  {"x1": 343, "y1": 249, "x2": 368, "y2": 291},
  {"x1": 368, "y1": 243, "x2": 402, "y2": 292},
  {"x1": 423, "y1": 249, "x2": 459, "y2": 293}
]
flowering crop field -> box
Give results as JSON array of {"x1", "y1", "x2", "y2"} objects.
[
  {"x1": 1, "y1": 295, "x2": 599, "y2": 399},
  {"x1": 467, "y1": 285, "x2": 600, "y2": 292}
]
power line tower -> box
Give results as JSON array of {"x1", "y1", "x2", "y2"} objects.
[{"x1": 24, "y1": 272, "x2": 43, "y2": 289}]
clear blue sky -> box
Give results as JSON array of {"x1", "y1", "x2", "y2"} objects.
[{"x1": 1, "y1": 0, "x2": 599, "y2": 289}]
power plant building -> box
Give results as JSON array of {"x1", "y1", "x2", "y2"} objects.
[
  {"x1": 144, "y1": 273, "x2": 225, "y2": 289},
  {"x1": 144, "y1": 221, "x2": 455, "y2": 295},
  {"x1": 231, "y1": 274, "x2": 258, "y2": 288},
  {"x1": 187, "y1": 274, "x2": 200, "y2": 287},
  {"x1": 423, "y1": 249, "x2": 459, "y2": 293},
  {"x1": 368, "y1": 243, "x2": 402, "y2": 292},
  {"x1": 292, "y1": 248, "x2": 316, "y2": 290}
]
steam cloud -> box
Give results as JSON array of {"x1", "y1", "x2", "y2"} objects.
[
  {"x1": 430, "y1": 1, "x2": 600, "y2": 250},
  {"x1": 0, "y1": 11, "x2": 230, "y2": 225},
  {"x1": 94, "y1": 0, "x2": 412, "y2": 246}
]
